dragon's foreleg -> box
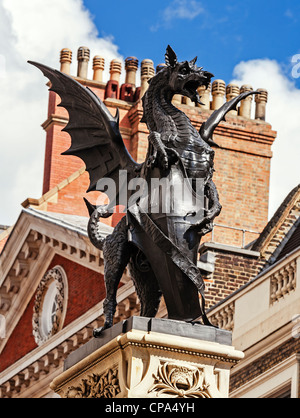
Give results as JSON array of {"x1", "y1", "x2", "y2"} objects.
[
  {"x1": 147, "y1": 131, "x2": 179, "y2": 170},
  {"x1": 190, "y1": 179, "x2": 222, "y2": 237},
  {"x1": 205, "y1": 179, "x2": 222, "y2": 220},
  {"x1": 147, "y1": 131, "x2": 168, "y2": 169}
]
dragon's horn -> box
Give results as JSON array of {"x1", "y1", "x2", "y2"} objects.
[
  {"x1": 165, "y1": 45, "x2": 178, "y2": 67},
  {"x1": 200, "y1": 91, "x2": 261, "y2": 145},
  {"x1": 189, "y1": 56, "x2": 197, "y2": 66}
]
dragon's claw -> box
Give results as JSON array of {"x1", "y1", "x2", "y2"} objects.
[{"x1": 93, "y1": 321, "x2": 113, "y2": 338}]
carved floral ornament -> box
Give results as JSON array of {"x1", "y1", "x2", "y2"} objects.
[
  {"x1": 66, "y1": 368, "x2": 121, "y2": 398},
  {"x1": 32, "y1": 266, "x2": 68, "y2": 346},
  {"x1": 64, "y1": 364, "x2": 210, "y2": 399},
  {"x1": 149, "y1": 362, "x2": 211, "y2": 398}
]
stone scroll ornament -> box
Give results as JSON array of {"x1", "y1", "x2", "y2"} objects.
[{"x1": 29, "y1": 46, "x2": 260, "y2": 336}]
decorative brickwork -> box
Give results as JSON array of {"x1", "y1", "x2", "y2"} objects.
[
  {"x1": 202, "y1": 248, "x2": 263, "y2": 309},
  {"x1": 48, "y1": 255, "x2": 106, "y2": 327},
  {"x1": 230, "y1": 337, "x2": 300, "y2": 393}
]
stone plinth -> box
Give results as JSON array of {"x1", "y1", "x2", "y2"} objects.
[{"x1": 50, "y1": 317, "x2": 244, "y2": 398}]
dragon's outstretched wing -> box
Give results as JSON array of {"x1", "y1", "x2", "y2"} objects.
[
  {"x1": 28, "y1": 61, "x2": 139, "y2": 209},
  {"x1": 200, "y1": 91, "x2": 260, "y2": 146}
]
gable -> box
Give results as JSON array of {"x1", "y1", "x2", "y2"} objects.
[
  {"x1": 0, "y1": 208, "x2": 138, "y2": 398},
  {"x1": 0, "y1": 208, "x2": 112, "y2": 356}
]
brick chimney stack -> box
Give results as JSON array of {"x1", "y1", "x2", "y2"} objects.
[
  {"x1": 226, "y1": 83, "x2": 240, "y2": 116},
  {"x1": 211, "y1": 80, "x2": 226, "y2": 110},
  {"x1": 119, "y1": 57, "x2": 139, "y2": 102},
  {"x1": 125, "y1": 57, "x2": 139, "y2": 87},
  {"x1": 93, "y1": 56, "x2": 105, "y2": 82},
  {"x1": 255, "y1": 89, "x2": 268, "y2": 121},
  {"x1": 77, "y1": 46, "x2": 90, "y2": 79},
  {"x1": 60, "y1": 48, "x2": 72, "y2": 75},
  {"x1": 105, "y1": 59, "x2": 122, "y2": 100},
  {"x1": 110, "y1": 59, "x2": 122, "y2": 82},
  {"x1": 239, "y1": 84, "x2": 254, "y2": 118},
  {"x1": 197, "y1": 83, "x2": 211, "y2": 110},
  {"x1": 140, "y1": 59, "x2": 155, "y2": 98}
]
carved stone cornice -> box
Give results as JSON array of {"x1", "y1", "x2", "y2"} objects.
[
  {"x1": 42, "y1": 114, "x2": 68, "y2": 131},
  {"x1": 50, "y1": 320, "x2": 244, "y2": 399}
]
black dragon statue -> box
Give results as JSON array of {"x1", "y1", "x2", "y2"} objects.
[{"x1": 29, "y1": 46, "x2": 259, "y2": 336}]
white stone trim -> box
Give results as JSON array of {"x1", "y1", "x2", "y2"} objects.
[{"x1": 230, "y1": 353, "x2": 300, "y2": 398}]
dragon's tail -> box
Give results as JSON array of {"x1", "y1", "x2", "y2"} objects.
[
  {"x1": 84, "y1": 198, "x2": 106, "y2": 250},
  {"x1": 200, "y1": 90, "x2": 261, "y2": 146}
]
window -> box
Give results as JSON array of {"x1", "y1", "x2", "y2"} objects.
[
  {"x1": 33, "y1": 266, "x2": 68, "y2": 345},
  {"x1": 40, "y1": 280, "x2": 59, "y2": 338}
]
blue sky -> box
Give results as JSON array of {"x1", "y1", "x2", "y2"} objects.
[
  {"x1": 83, "y1": 0, "x2": 300, "y2": 88},
  {"x1": 0, "y1": 0, "x2": 299, "y2": 226}
]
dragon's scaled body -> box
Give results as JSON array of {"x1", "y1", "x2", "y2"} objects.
[{"x1": 29, "y1": 46, "x2": 259, "y2": 336}]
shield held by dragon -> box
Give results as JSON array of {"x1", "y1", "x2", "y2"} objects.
[{"x1": 29, "y1": 46, "x2": 260, "y2": 336}]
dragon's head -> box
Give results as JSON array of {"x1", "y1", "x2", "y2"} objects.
[{"x1": 164, "y1": 45, "x2": 213, "y2": 105}]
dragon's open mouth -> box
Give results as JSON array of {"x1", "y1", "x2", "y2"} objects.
[
  {"x1": 185, "y1": 80, "x2": 201, "y2": 93},
  {"x1": 183, "y1": 79, "x2": 204, "y2": 104}
]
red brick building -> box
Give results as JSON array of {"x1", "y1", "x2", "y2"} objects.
[{"x1": 0, "y1": 46, "x2": 299, "y2": 398}]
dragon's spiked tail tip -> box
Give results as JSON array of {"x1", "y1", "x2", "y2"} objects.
[{"x1": 83, "y1": 198, "x2": 96, "y2": 217}]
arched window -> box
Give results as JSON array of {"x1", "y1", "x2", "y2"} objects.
[{"x1": 33, "y1": 266, "x2": 68, "y2": 346}]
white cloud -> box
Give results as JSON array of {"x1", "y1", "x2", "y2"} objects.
[
  {"x1": 230, "y1": 59, "x2": 300, "y2": 219},
  {"x1": 284, "y1": 9, "x2": 297, "y2": 23},
  {"x1": 0, "y1": 0, "x2": 123, "y2": 226},
  {"x1": 163, "y1": 0, "x2": 204, "y2": 21},
  {"x1": 151, "y1": 0, "x2": 204, "y2": 31}
]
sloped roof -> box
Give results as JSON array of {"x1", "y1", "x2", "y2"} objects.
[
  {"x1": 275, "y1": 218, "x2": 300, "y2": 262},
  {"x1": 0, "y1": 208, "x2": 112, "y2": 258},
  {"x1": 251, "y1": 184, "x2": 300, "y2": 265},
  {"x1": 24, "y1": 208, "x2": 112, "y2": 237}
]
